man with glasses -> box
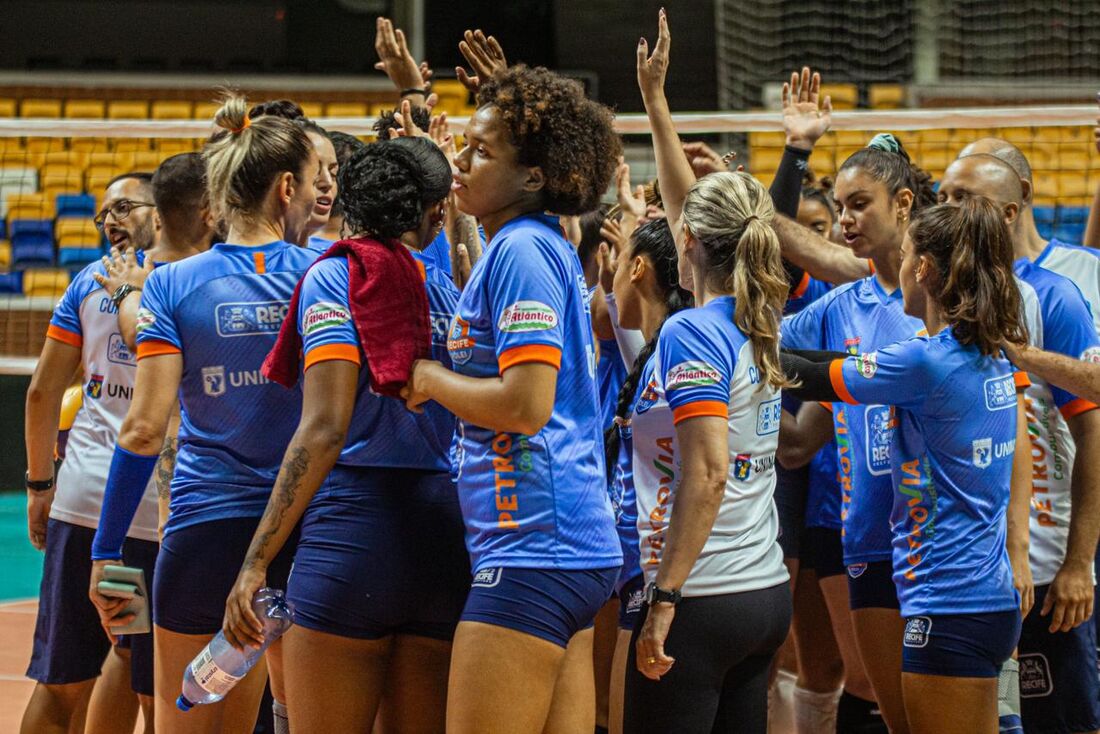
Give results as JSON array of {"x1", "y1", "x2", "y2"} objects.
[{"x1": 21, "y1": 172, "x2": 160, "y2": 734}]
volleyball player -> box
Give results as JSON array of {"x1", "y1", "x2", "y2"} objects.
[
  {"x1": 22, "y1": 173, "x2": 161, "y2": 734},
  {"x1": 88, "y1": 95, "x2": 321, "y2": 733},
  {"x1": 783, "y1": 197, "x2": 1032, "y2": 733},
  {"x1": 401, "y1": 62, "x2": 623, "y2": 733},
  {"x1": 939, "y1": 153, "x2": 1100, "y2": 734},
  {"x1": 309, "y1": 131, "x2": 366, "y2": 244},
  {"x1": 780, "y1": 133, "x2": 935, "y2": 734}
]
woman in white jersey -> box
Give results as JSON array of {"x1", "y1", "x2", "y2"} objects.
[{"x1": 623, "y1": 12, "x2": 791, "y2": 733}]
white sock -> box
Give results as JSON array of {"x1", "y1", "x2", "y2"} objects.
[
  {"x1": 768, "y1": 669, "x2": 797, "y2": 734},
  {"x1": 793, "y1": 685, "x2": 841, "y2": 734},
  {"x1": 273, "y1": 699, "x2": 290, "y2": 734}
]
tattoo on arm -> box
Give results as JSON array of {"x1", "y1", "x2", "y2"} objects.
[
  {"x1": 155, "y1": 436, "x2": 177, "y2": 502},
  {"x1": 244, "y1": 446, "x2": 310, "y2": 570},
  {"x1": 456, "y1": 212, "x2": 481, "y2": 265}
]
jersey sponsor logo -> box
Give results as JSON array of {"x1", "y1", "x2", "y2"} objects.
[
  {"x1": 865, "y1": 405, "x2": 892, "y2": 476},
  {"x1": 624, "y1": 586, "x2": 645, "y2": 615},
  {"x1": 106, "y1": 383, "x2": 132, "y2": 400},
  {"x1": 847, "y1": 563, "x2": 867, "y2": 579},
  {"x1": 644, "y1": 437, "x2": 676, "y2": 567},
  {"x1": 635, "y1": 376, "x2": 660, "y2": 415},
  {"x1": 836, "y1": 408, "x2": 853, "y2": 524},
  {"x1": 471, "y1": 567, "x2": 503, "y2": 588},
  {"x1": 1018, "y1": 653, "x2": 1053, "y2": 698},
  {"x1": 491, "y1": 433, "x2": 520, "y2": 530},
  {"x1": 579, "y1": 274, "x2": 592, "y2": 315},
  {"x1": 899, "y1": 459, "x2": 930, "y2": 581},
  {"x1": 855, "y1": 351, "x2": 877, "y2": 379},
  {"x1": 135, "y1": 308, "x2": 156, "y2": 333},
  {"x1": 429, "y1": 310, "x2": 451, "y2": 346},
  {"x1": 972, "y1": 437, "x2": 992, "y2": 469},
  {"x1": 1081, "y1": 346, "x2": 1100, "y2": 364},
  {"x1": 447, "y1": 316, "x2": 475, "y2": 364},
  {"x1": 107, "y1": 333, "x2": 136, "y2": 366},
  {"x1": 733, "y1": 453, "x2": 752, "y2": 481},
  {"x1": 984, "y1": 375, "x2": 1017, "y2": 411},
  {"x1": 844, "y1": 336, "x2": 861, "y2": 355},
  {"x1": 756, "y1": 398, "x2": 781, "y2": 436},
  {"x1": 97, "y1": 296, "x2": 118, "y2": 315},
  {"x1": 215, "y1": 300, "x2": 290, "y2": 337},
  {"x1": 497, "y1": 300, "x2": 558, "y2": 333},
  {"x1": 666, "y1": 361, "x2": 721, "y2": 390},
  {"x1": 902, "y1": 616, "x2": 932, "y2": 648},
  {"x1": 86, "y1": 374, "x2": 104, "y2": 399},
  {"x1": 302, "y1": 301, "x2": 350, "y2": 336},
  {"x1": 202, "y1": 365, "x2": 226, "y2": 397}
]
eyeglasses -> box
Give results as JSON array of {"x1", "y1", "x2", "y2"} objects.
[{"x1": 93, "y1": 200, "x2": 155, "y2": 231}]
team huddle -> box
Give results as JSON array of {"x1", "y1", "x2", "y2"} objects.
[{"x1": 19, "y1": 9, "x2": 1100, "y2": 734}]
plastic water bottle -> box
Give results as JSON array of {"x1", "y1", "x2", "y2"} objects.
[{"x1": 176, "y1": 588, "x2": 295, "y2": 712}]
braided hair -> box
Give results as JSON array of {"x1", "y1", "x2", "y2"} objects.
[{"x1": 604, "y1": 218, "x2": 693, "y2": 481}]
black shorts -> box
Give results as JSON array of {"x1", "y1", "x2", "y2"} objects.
[
  {"x1": 773, "y1": 463, "x2": 808, "y2": 560},
  {"x1": 846, "y1": 559, "x2": 900, "y2": 610},
  {"x1": 799, "y1": 526, "x2": 845, "y2": 578},
  {"x1": 618, "y1": 573, "x2": 645, "y2": 631}
]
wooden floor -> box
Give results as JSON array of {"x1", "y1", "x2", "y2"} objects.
[{"x1": 0, "y1": 599, "x2": 41, "y2": 731}]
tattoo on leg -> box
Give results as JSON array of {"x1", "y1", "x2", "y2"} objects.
[
  {"x1": 245, "y1": 446, "x2": 310, "y2": 570},
  {"x1": 155, "y1": 436, "x2": 177, "y2": 502}
]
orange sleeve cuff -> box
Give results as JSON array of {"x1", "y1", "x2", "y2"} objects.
[
  {"x1": 829, "y1": 359, "x2": 859, "y2": 405},
  {"x1": 819, "y1": 401, "x2": 834, "y2": 412},
  {"x1": 136, "y1": 340, "x2": 182, "y2": 360},
  {"x1": 499, "y1": 344, "x2": 562, "y2": 373},
  {"x1": 1060, "y1": 397, "x2": 1098, "y2": 419},
  {"x1": 46, "y1": 324, "x2": 82, "y2": 348},
  {"x1": 304, "y1": 343, "x2": 361, "y2": 371},
  {"x1": 790, "y1": 271, "x2": 811, "y2": 300},
  {"x1": 1013, "y1": 371, "x2": 1031, "y2": 390},
  {"x1": 672, "y1": 400, "x2": 728, "y2": 425}
]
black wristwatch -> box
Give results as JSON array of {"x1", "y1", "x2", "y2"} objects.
[
  {"x1": 110, "y1": 283, "x2": 139, "y2": 309},
  {"x1": 25, "y1": 471, "x2": 54, "y2": 493},
  {"x1": 644, "y1": 582, "x2": 682, "y2": 606}
]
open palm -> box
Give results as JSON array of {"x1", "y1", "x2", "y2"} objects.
[{"x1": 782, "y1": 66, "x2": 832, "y2": 150}]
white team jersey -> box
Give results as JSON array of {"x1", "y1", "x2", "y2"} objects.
[
  {"x1": 47, "y1": 263, "x2": 159, "y2": 541},
  {"x1": 1036, "y1": 239, "x2": 1100, "y2": 337},
  {"x1": 631, "y1": 298, "x2": 788, "y2": 597}
]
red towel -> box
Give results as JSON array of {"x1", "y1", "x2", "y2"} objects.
[{"x1": 263, "y1": 237, "x2": 431, "y2": 397}]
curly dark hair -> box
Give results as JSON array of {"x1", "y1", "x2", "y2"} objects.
[
  {"x1": 372, "y1": 106, "x2": 431, "y2": 140},
  {"x1": 477, "y1": 65, "x2": 621, "y2": 215},
  {"x1": 339, "y1": 137, "x2": 451, "y2": 241}
]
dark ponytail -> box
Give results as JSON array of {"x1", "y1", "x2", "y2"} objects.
[{"x1": 604, "y1": 219, "x2": 693, "y2": 482}]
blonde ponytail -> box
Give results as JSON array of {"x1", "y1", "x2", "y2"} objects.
[{"x1": 682, "y1": 171, "x2": 792, "y2": 390}]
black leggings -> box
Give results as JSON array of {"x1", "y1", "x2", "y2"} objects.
[{"x1": 623, "y1": 582, "x2": 792, "y2": 734}]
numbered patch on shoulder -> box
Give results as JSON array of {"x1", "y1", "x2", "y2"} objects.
[
  {"x1": 666, "y1": 361, "x2": 721, "y2": 390},
  {"x1": 135, "y1": 308, "x2": 156, "y2": 333},
  {"x1": 498, "y1": 301, "x2": 558, "y2": 332},
  {"x1": 303, "y1": 301, "x2": 351, "y2": 335}
]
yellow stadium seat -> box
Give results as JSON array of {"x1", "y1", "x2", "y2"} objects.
[
  {"x1": 748, "y1": 131, "x2": 786, "y2": 149},
  {"x1": 63, "y1": 100, "x2": 106, "y2": 119},
  {"x1": 917, "y1": 146, "x2": 951, "y2": 172},
  {"x1": 107, "y1": 101, "x2": 148, "y2": 119},
  {"x1": 835, "y1": 130, "x2": 871, "y2": 146},
  {"x1": 749, "y1": 147, "x2": 784, "y2": 174},
  {"x1": 26, "y1": 137, "x2": 64, "y2": 154},
  {"x1": 89, "y1": 151, "x2": 134, "y2": 170},
  {"x1": 1032, "y1": 171, "x2": 1058, "y2": 200},
  {"x1": 0, "y1": 239, "x2": 10, "y2": 268},
  {"x1": 7, "y1": 193, "x2": 54, "y2": 220},
  {"x1": 155, "y1": 139, "x2": 196, "y2": 155},
  {"x1": 1032, "y1": 127, "x2": 1060, "y2": 145},
  {"x1": 998, "y1": 127, "x2": 1032, "y2": 145},
  {"x1": 152, "y1": 101, "x2": 193, "y2": 119},
  {"x1": 300, "y1": 102, "x2": 324, "y2": 118},
  {"x1": 893, "y1": 130, "x2": 920, "y2": 150},
  {"x1": 85, "y1": 172, "x2": 116, "y2": 196},
  {"x1": 193, "y1": 102, "x2": 220, "y2": 119},
  {"x1": 43, "y1": 151, "x2": 88, "y2": 168},
  {"x1": 917, "y1": 128, "x2": 949, "y2": 144},
  {"x1": 820, "y1": 83, "x2": 858, "y2": 110},
  {"x1": 0, "y1": 99, "x2": 15, "y2": 117},
  {"x1": 69, "y1": 138, "x2": 111, "y2": 154},
  {"x1": 869, "y1": 84, "x2": 905, "y2": 109},
  {"x1": 55, "y1": 219, "x2": 100, "y2": 247},
  {"x1": 41, "y1": 164, "x2": 84, "y2": 192},
  {"x1": 113, "y1": 139, "x2": 151, "y2": 153},
  {"x1": 834, "y1": 145, "x2": 864, "y2": 165},
  {"x1": 1057, "y1": 172, "x2": 1090, "y2": 198},
  {"x1": 132, "y1": 151, "x2": 164, "y2": 171},
  {"x1": 1060, "y1": 149, "x2": 1090, "y2": 171},
  {"x1": 1030, "y1": 143, "x2": 1058, "y2": 170},
  {"x1": 22, "y1": 269, "x2": 70, "y2": 297},
  {"x1": 325, "y1": 102, "x2": 369, "y2": 118},
  {"x1": 21, "y1": 99, "x2": 62, "y2": 118},
  {"x1": 0, "y1": 138, "x2": 25, "y2": 152},
  {"x1": 429, "y1": 79, "x2": 470, "y2": 115},
  {"x1": 0, "y1": 150, "x2": 42, "y2": 168}
]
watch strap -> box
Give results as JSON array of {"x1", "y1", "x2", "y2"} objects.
[{"x1": 25, "y1": 472, "x2": 54, "y2": 493}]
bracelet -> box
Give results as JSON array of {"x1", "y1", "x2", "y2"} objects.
[
  {"x1": 25, "y1": 471, "x2": 54, "y2": 493},
  {"x1": 400, "y1": 87, "x2": 428, "y2": 97}
]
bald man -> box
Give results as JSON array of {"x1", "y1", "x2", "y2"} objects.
[{"x1": 944, "y1": 151, "x2": 1100, "y2": 734}]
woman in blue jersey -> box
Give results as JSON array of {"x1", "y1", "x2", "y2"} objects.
[
  {"x1": 783, "y1": 197, "x2": 1032, "y2": 733},
  {"x1": 221, "y1": 137, "x2": 469, "y2": 732},
  {"x1": 401, "y1": 63, "x2": 623, "y2": 733},
  {"x1": 617, "y1": 14, "x2": 792, "y2": 733},
  {"x1": 780, "y1": 132, "x2": 936, "y2": 733},
  {"x1": 88, "y1": 94, "x2": 321, "y2": 733}
]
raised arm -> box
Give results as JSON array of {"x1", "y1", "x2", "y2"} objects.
[{"x1": 374, "y1": 17, "x2": 436, "y2": 110}]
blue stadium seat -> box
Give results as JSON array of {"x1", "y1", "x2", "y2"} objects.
[
  {"x1": 0, "y1": 271, "x2": 22, "y2": 293},
  {"x1": 1056, "y1": 206, "x2": 1090, "y2": 224},
  {"x1": 1036, "y1": 222, "x2": 1054, "y2": 240},
  {"x1": 55, "y1": 193, "x2": 96, "y2": 220},
  {"x1": 1033, "y1": 206, "x2": 1057, "y2": 225},
  {"x1": 10, "y1": 219, "x2": 55, "y2": 267},
  {"x1": 1053, "y1": 223, "x2": 1085, "y2": 246},
  {"x1": 0, "y1": 219, "x2": 5, "y2": 239},
  {"x1": 58, "y1": 246, "x2": 101, "y2": 267}
]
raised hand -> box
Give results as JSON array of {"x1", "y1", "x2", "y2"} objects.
[
  {"x1": 389, "y1": 99, "x2": 430, "y2": 140},
  {"x1": 374, "y1": 17, "x2": 430, "y2": 94},
  {"x1": 782, "y1": 66, "x2": 832, "y2": 151},
  {"x1": 637, "y1": 8, "x2": 671, "y2": 104},
  {"x1": 456, "y1": 29, "x2": 507, "y2": 93},
  {"x1": 429, "y1": 112, "x2": 457, "y2": 164},
  {"x1": 615, "y1": 159, "x2": 647, "y2": 222},
  {"x1": 681, "y1": 141, "x2": 728, "y2": 179}
]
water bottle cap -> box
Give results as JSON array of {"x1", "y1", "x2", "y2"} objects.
[{"x1": 176, "y1": 694, "x2": 194, "y2": 712}]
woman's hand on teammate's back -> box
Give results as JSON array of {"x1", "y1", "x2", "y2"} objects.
[
  {"x1": 223, "y1": 565, "x2": 268, "y2": 650},
  {"x1": 782, "y1": 66, "x2": 832, "y2": 151}
]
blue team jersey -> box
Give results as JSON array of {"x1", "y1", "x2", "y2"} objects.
[
  {"x1": 446, "y1": 213, "x2": 620, "y2": 572},
  {"x1": 296, "y1": 256, "x2": 458, "y2": 471},
  {"x1": 782, "y1": 276, "x2": 923, "y2": 563},
  {"x1": 785, "y1": 273, "x2": 833, "y2": 315},
  {"x1": 832, "y1": 330, "x2": 1023, "y2": 616},
  {"x1": 598, "y1": 337, "x2": 629, "y2": 432},
  {"x1": 135, "y1": 240, "x2": 319, "y2": 534},
  {"x1": 610, "y1": 360, "x2": 647, "y2": 589},
  {"x1": 307, "y1": 235, "x2": 333, "y2": 253},
  {"x1": 806, "y1": 436, "x2": 841, "y2": 530}
]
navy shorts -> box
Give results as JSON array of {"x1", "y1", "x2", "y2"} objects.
[
  {"x1": 1017, "y1": 584, "x2": 1100, "y2": 734},
  {"x1": 154, "y1": 517, "x2": 297, "y2": 635},
  {"x1": 773, "y1": 462, "x2": 808, "y2": 560},
  {"x1": 846, "y1": 559, "x2": 900, "y2": 610},
  {"x1": 288, "y1": 467, "x2": 470, "y2": 640},
  {"x1": 902, "y1": 610, "x2": 1022, "y2": 678},
  {"x1": 27, "y1": 518, "x2": 158, "y2": 696},
  {"x1": 462, "y1": 566, "x2": 619, "y2": 648},
  {"x1": 801, "y1": 526, "x2": 845, "y2": 578},
  {"x1": 618, "y1": 573, "x2": 645, "y2": 631}
]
